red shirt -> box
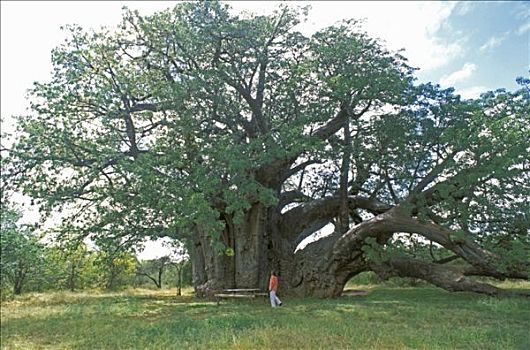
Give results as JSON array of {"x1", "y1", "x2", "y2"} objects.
[{"x1": 269, "y1": 275, "x2": 278, "y2": 292}]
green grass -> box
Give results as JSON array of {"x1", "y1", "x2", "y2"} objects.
[{"x1": 1, "y1": 284, "x2": 529, "y2": 349}]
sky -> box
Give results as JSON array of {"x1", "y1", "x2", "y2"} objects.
[{"x1": 1, "y1": 1, "x2": 529, "y2": 258}]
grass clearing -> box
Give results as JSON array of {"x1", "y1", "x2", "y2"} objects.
[{"x1": 1, "y1": 284, "x2": 529, "y2": 349}]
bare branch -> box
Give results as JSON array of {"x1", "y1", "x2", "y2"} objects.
[
  {"x1": 279, "y1": 190, "x2": 311, "y2": 208},
  {"x1": 371, "y1": 257, "x2": 511, "y2": 296},
  {"x1": 409, "y1": 155, "x2": 454, "y2": 195},
  {"x1": 282, "y1": 160, "x2": 321, "y2": 182}
]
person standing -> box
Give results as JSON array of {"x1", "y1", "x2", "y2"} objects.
[{"x1": 269, "y1": 270, "x2": 282, "y2": 307}]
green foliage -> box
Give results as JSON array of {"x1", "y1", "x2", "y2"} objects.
[
  {"x1": 361, "y1": 232, "x2": 459, "y2": 269},
  {"x1": 0, "y1": 202, "x2": 45, "y2": 296},
  {"x1": 43, "y1": 243, "x2": 101, "y2": 291},
  {"x1": 347, "y1": 271, "x2": 381, "y2": 285},
  {"x1": 94, "y1": 249, "x2": 137, "y2": 290},
  {"x1": 135, "y1": 256, "x2": 176, "y2": 289},
  {"x1": 361, "y1": 236, "x2": 388, "y2": 263},
  {"x1": 0, "y1": 204, "x2": 185, "y2": 295},
  {"x1": 1, "y1": 1, "x2": 415, "y2": 251},
  {"x1": 484, "y1": 232, "x2": 530, "y2": 276},
  {"x1": 162, "y1": 259, "x2": 193, "y2": 289},
  {"x1": 1, "y1": 1, "x2": 529, "y2": 281}
]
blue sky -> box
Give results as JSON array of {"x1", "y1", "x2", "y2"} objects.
[{"x1": 423, "y1": 1, "x2": 529, "y2": 96}]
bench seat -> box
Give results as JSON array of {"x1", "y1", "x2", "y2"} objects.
[{"x1": 214, "y1": 293, "x2": 256, "y2": 298}]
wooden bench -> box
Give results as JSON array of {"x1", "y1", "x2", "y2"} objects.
[{"x1": 214, "y1": 288, "x2": 268, "y2": 305}]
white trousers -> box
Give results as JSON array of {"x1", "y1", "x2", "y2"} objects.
[{"x1": 270, "y1": 290, "x2": 282, "y2": 307}]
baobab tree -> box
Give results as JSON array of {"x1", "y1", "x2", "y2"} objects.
[{"x1": 3, "y1": 2, "x2": 529, "y2": 297}]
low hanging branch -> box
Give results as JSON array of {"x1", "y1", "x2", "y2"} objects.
[{"x1": 370, "y1": 257, "x2": 508, "y2": 296}]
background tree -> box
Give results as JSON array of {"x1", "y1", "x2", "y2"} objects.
[
  {"x1": 171, "y1": 259, "x2": 191, "y2": 296},
  {"x1": 136, "y1": 256, "x2": 171, "y2": 289},
  {"x1": 93, "y1": 240, "x2": 137, "y2": 290},
  {"x1": 44, "y1": 241, "x2": 100, "y2": 291},
  {"x1": 0, "y1": 202, "x2": 45, "y2": 295},
  {"x1": 2, "y1": 2, "x2": 528, "y2": 297},
  {"x1": 166, "y1": 240, "x2": 190, "y2": 296}
]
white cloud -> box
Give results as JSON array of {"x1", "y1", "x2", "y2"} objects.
[
  {"x1": 479, "y1": 35, "x2": 505, "y2": 52},
  {"x1": 440, "y1": 63, "x2": 477, "y2": 86},
  {"x1": 232, "y1": 1, "x2": 461, "y2": 72},
  {"x1": 455, "y1": 2, "x2": 475, "y2": 16},
  {"x1": 308, "y1": 2, "x2": 460, "y2": 71},
  {"x1": 458, "y1": 85, "x2": 487, "y2": 99},
  {"x1": 515, "y1": 5, "x2": 530, "y2": 20},
  {"x1": 517, "y1": 22, "x2": 530, "y2": 35}
]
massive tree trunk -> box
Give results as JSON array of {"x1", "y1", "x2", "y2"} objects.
[
  {"x1": 190, "y1": 197, "x2": 529, "y2": 298},
  {"x1": 192, "y1": 204, "x2": 276, "y2": 296}
]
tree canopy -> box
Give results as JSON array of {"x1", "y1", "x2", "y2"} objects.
[{"x1": 2, "y1": 1, "x2": 529, "y2": 297}]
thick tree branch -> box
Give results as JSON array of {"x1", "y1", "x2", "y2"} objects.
[
  {"x1": 434, "y1": 255, "x2": 460, "y2": 264},
  {"x1": 281, "y1": 195, "x2": 393, "y2": 243},
  {"x1": 371, "y1": 257, "x2": 513, "y2": 296},
  {"x1": 279, "y1": 190, "x2": 310, "y2": 208},
  {"x1": 312, "y1": 107, "x2": 349, "y2": 140},
  {"x1": 332, "y1": 206, "x2": 529, "y2": 280},
  {"x1": 281, "y1": 159, "x2": 321, "y2": 183},
  {"x1": 338, "y1": 119, "x2": 351, "y2": 234}
]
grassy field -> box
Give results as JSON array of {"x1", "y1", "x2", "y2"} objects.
[{"x1": 1, "y1": 282, "x2": 529, "y2": 349}]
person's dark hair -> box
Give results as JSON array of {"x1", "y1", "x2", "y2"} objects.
[{"x1": 271, "y1": 270, "x2": 277, "y2": 276}]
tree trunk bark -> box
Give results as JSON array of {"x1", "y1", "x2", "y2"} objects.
[
  {"x1": 338, "y1": 118, "x2": 351, "y2": 234},
  {"x1": 234, "y1": 204, "x2": 261, "y2": 288},
  {"x1": 68, "y1": 264, "x2": 76, "y2": 292},
  {"x1": 191, "y1": 225, "x2": 225, "y2": 296},
  {"x1": 282, "y1": 230, "x2": 369, "y2": 297},
  {"x1": 157, "y1": 266, "x2": 163, "y2": 289},
  {"x1": 14, "y1": 261, "x2": 26, "y2": 295},
  {"x1": 188, "y1": 201, "x2": 528, "y2": 298},
  {"x1": 191, "y1": 204, "x2": 284, "y2": 296},
  {"x1": 176, "y1": 265, "x2": 182, "y2": 296}
]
